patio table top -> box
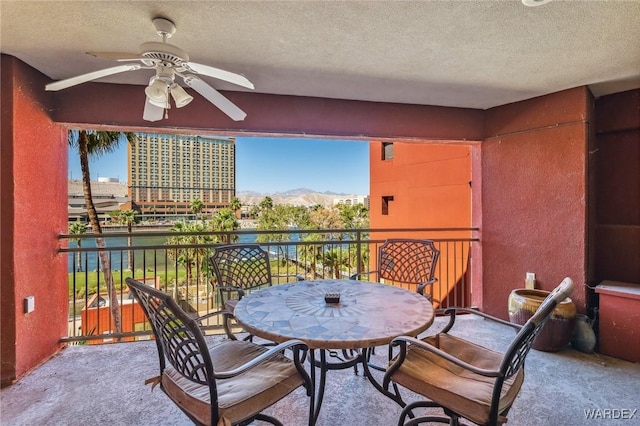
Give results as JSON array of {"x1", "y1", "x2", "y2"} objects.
[{"x1": 233, "y1": 278, "x2": 435, "y2": 350}]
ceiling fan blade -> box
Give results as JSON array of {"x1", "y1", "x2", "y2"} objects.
[
  {"x1": 45, "y1": 64, "x2": 142, "y2": 91},
  {"x1": 87, "y1": 51, "x2": 147, "y2": 61},
  {"x1": 183, "y1": 75, "x2": 247, "y2": 121},
  {"x1": 184, "y1": 62, "x2": 254, "y2": 90},
  {"x1": 142, "y1": 97, "x2": 165, "y2": 122}
]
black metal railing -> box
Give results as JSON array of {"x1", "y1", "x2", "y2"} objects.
[{"x1": 58, "y1": 227, "x2": 478, "y2": 343}]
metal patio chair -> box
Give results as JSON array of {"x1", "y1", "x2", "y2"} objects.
[
  {"x1": 351, "y1": 238, "x2": 440, "y2": 298},
  {"x1": 209, "y1": 244, "x2": 304, "y2": 341},
  {"x1": 125, "y1": 277, "x2": 313, "y2": 426},
  {"x1": 348, "y1": 239, "x2": 439, "y2": 371},
  {"x1": 381, "y1": 277, "x2": 575, "y2": 426}
]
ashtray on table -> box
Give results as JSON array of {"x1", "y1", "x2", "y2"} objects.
[{"x1": 324, "y1": 293, "x2": 341, "y2": 304}]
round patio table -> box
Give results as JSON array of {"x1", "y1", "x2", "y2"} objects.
[{"x1": 233, "y1": 279, "x2": 434, "y2": 424}]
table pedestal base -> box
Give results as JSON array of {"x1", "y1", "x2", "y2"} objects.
[{"x1": 307, "y1": 347, "x2": 390, "y2": 425}]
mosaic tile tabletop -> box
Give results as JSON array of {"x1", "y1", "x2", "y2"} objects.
[{"x1": 234, "y1": 279, "x2": 435, "y2": 350}]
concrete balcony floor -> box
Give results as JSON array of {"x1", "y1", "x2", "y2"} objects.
[{"x1": 2, "y1": 315, "x2": 638, "y2": 425}]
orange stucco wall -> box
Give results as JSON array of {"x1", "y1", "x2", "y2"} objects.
[
  {"x1": 369, "y1": 142, "x2": 475, "y2": 305},
  {"x1": 1, "y1": 55, "x2": 68, "y2": 386},
  {"x1": 480, "y1": 87, "x2": 590, "y2": 318},
  {"x1": 370, "y1": 142, "x2": 473, "y2": 229}
]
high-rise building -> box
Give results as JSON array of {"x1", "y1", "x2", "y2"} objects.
[{"x1": 129, "y1": 133, "x2": 235, "y2": 217}]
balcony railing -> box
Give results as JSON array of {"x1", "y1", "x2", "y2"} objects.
[{"x1": 58, "y1": 227, "x2": 478, "y2": 344}]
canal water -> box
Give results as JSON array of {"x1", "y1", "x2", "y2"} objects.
[{"x1": 66, "y1": 231, "x2": 300, "y2": 272}]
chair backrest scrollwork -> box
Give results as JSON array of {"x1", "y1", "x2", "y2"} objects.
[
  {"x1": 126, "y1": 278, "x2": 216, "y2": 388},
  {"x1": 210, "y1": 244, "x2": 273, "y2": 290},
  {"x1": 378, "y1": 239, "x2": 439, "y2": 284}
]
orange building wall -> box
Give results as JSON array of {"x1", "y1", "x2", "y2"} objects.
[
  {"x1": 370, "y1": 142, "x2": 473, "y2": 228},
  {"x1": 80, "y1": 300, "x2": 149, "y2": 344},
  {"x1": 1, "y1": 56, "x2": 68, "y2": 386},
  {"x1": 369, "y1": 142, "x2": 475, "y2": 305}
]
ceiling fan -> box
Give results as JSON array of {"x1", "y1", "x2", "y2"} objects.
[{"x1": 45, "y1": 17, "x2": 254, "y2": 122}]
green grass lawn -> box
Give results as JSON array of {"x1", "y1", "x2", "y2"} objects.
[
  {"x1": 68, "y1": 268, "x2": 193, "y2": 299},
  {"x1": 68, "y1": 259, "x2": 306, "y2": 313}
]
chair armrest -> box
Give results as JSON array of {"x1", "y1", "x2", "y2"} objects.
[
  {"x1": 216, "y1": 285, "x2": 245, "y2": 299},
  {"x1": 437, "y1": 307, "x2": 523, "y2": 333},
  {"x1": 194, "y1": 310, "x2": 226, "y2": 323},
  {"x1": 388, "y1": 335, "x2": 501, "y2": 378},
  {"x1": 213, "y1": 339, "x2": 309, "y2": 379},
  {"x1": 416, "y1": 278, "x2": 437, "y2": 295}
]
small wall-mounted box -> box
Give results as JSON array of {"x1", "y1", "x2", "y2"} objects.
[
  {"x1": 24, "y1": 296, "x2": 35, "y2": 314},
  {"x1": 525, "y1": 272, "x2": 536, "y2": 289}
]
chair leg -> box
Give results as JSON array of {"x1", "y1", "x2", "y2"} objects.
[
  {"x1": 254, "y1": 413, "x2": 284, "y2": 425},
  {"x1": 398, "y1": 400, "x2": 454, "y2": 426},
  {"x1": 222, "y1": 313, "x2": 238, "y2": 340}
]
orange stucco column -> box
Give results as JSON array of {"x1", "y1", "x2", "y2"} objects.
[
  {"x1": 480, "y1": 87, "x2": 591, "y2": 318},
  {"x1": 1, "y1": 55, "x2": 68, "y2": 387}
]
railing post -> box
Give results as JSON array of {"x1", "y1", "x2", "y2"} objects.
[{"x1": 355, "y1": 229, "x2": 362, "y2": 276}]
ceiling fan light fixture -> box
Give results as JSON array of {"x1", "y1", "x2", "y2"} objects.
[
  {"x1": 170, "y1": 83, "x2": 193, "y2": 108},
  {"x1": 148, "y1": 98, "x2": 169, "y2": 109},
  {"x1": 46, "y1": 16, "x2": 254, "y2": 121},
  {"x1": 145, "y1": 77, "x2": 168, "y2": 105}
]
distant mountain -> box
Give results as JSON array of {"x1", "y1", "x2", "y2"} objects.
[
  {"x1": 238, "y1": 191, "x2": 345, "y2": 207},
  {"x1": 238, "y1": 188, "x2": 348, "y2": 197},
  {"x1": 71, "y1": 181, "x2": 351, "y2": 208},
  {"x1": 273, "y1": 188, "x2": 346, "y2": 197},
  {"x1": 237, "y1": 190, "x2": 263, "y2": 197},
  {"x1": 236, "y1": 187, "x2": 360, "y2": 207}
]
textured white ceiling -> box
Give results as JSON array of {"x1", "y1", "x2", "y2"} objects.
[{"x1": 2, "y1": 1, "x2": 639, "y2": 109}]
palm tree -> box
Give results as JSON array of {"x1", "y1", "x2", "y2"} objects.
[
  {"x1": 299, "y1": 233, "x2": 324, "y2": 279},
  {"x1": 256, "y1": 205, "x2": 291, "y2": 263},
  {"x1": 259, "y1": 196, "x2": 274, "y2": 211},
  {"x1": 210, "y1": 208, "x2": 240, "y2": 242},
  {"x1": 69, "y1": 130, "x2": 137, "y2": 336},
  {"x1": 336, "y1": 203, "x2": 369, "y2": 271},
  {"x1": 68, "y1": 221, "x2": 88, "y2": 272},
  {"x1": 114, "y1": 209, "x2": 139, "y2": 270},
  {"x1": 323, "y1": 248, "x2": 350, "y2": 279},
  {"x1": 190, "y1": 198, "x2": 204, "y2": 221},
  {"x1": 166, "y1": 220, "x2": 215, "y2": 288},
  {"x1": 229, "y1": 196, "x2": 242, "y2": 218}
]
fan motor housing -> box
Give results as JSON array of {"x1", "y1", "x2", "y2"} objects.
[{"x1": 139, "y1": 42, "x2": 189, "y2": 65}]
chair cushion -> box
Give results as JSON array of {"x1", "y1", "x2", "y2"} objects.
[
  {"x1": 390, "y1": 333, "x2": 524, "y2": 425},
  {"x1": 161, "y1": 339, "x2": 304, "y2": 425}
]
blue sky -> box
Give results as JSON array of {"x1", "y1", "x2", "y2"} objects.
[{"x1": 68, "y1": 136, "x2": 370, "y2": 195}]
